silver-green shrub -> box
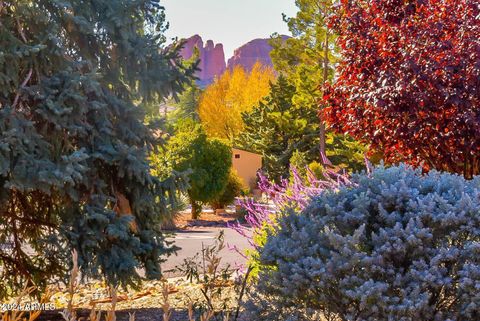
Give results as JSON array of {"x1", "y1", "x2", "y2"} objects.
[{"x1": 245, "y1": 164, "x2": 480, "y2": 321}]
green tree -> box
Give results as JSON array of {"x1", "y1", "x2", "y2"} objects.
[
  {"x1": 168, "y1": 83, "x2": 202, "y2": 124},
  {"x1": 0, "y1": 0, "x2": 195, "y2": 298},
  {"x1": 238, "y1": 76, "x2": 365, "y2": 181},
  {"x1": 209, "y1": 169, "x2": 244, "y2": 211},
  {"x1": 152, "y1": 48, "x2": 201, "y2": 129},
  {"x1": 157, "y1": 120, "x2": 231, "y2": 219},
  {"x1": 269, "y1": 0, "x2": 366, "y2": 170}
]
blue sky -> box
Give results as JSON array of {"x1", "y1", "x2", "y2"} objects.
[{"x1": 161, "y1": 0, "x2": 298, "y2": 59}]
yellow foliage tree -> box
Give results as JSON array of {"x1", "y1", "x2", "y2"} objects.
[{"x1": 199, "y1": 62, "x2": 275, "y2": 140}]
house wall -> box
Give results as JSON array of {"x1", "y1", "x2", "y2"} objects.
[{"x1": 232, "y1": 148, "x2": 262, "y2": 190}]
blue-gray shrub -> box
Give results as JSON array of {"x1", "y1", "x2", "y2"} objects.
[{"x1": 244, "y1": 164, "x2": 480, "y2": 321}]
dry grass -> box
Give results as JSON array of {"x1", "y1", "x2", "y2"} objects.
[
  {"x1": 4, "y1": 231, "x2": 249, "y2": 321},
  {"x1": 59, "y1": 250, "x2": 129, "y2": 321},
  {"x1": 159, "y1": 281, "x2": 226, "y2": 321},
  {"x1": 0, "y1": 286, "x2": 52, "y2": 321},
  {"x1": 56, "y1": 241, "x2": 244, "y2": 321}
]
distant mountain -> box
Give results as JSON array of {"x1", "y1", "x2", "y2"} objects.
[
  {"x1": 179, "y1": 35, "x2": 288, "y2": 86},
  {"x1": 179, "y1": 35, "x2": 226, "y2": 87},
  {"x1": 227, "y1": 38, "x2": 275, "y2": 72}
]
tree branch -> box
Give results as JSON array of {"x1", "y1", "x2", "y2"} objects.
[
  {"x1": 12, "y1": 68, "x2": 32, "y2": 108},
  {"x1": 12, "y1": 18, "x2": 33, "y2": 109}
]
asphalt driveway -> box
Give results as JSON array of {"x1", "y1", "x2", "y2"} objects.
[{"x1": 163, "y1": 227, "x2": 252, "y2": 276}]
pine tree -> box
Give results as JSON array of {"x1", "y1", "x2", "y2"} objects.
[
  {"x1": 238, "y1": 76, "x2": 364, "y2": 181},
  {"x1": 0, "y1": 0, "x2": 196, "y2": 298},
  {"x1": 168, "y1": 84, "x2": 203, "y2": 124},
  {"x1": 269, "y1": 0, "x2": 366, "y2": 170}
]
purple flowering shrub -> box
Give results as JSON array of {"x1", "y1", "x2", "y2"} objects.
[
  {"x1": 230, "y1": 167, "x2": 351, "y2": 274},
  {"x1": 243, "y1": 164, "x2": 480, "y2": 321}
]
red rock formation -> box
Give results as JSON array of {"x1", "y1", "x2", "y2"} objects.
[
  {"x1": 180, "y1": 35, "x2": 289, "y2": 85},
  {"x1": 227, "y1": 38, "x2": 274, "y2": 71},
  {"x1": 180, "y1": 35, "x2": 226, "y2": 86}
]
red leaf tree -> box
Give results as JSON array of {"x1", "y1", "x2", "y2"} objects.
[{"x1": 323, "y1": 0, "x2": 480, "y2": 178}]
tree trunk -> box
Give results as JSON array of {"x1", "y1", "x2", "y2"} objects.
[
  {"x1": 114, "y1": 191, "x2": 138, "y2": 233},
  {"x1": 191, "y1": 200, "x2": 201, "y2": 220},
  {"x1": 320, "y1": 27, "x2": 332, "y2": 167}
]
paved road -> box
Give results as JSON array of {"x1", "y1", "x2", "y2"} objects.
[
  {"x1": 12, "y1": 226, "x2": 251, "y2": 279},
  {"x1": 162, "y1": 227, "x2": 251, "y2": 277}
]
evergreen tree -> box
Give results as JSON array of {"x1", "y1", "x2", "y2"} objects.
[
  {"x1": 238, "y1": 76, "x2": 364, "y2": 181},
  {"x1": 0, "y1": 0, "x2": 196, "y2": 298},
  {"x1": 168, "y1": 84, "x2": 202, "y2": 124},
  {"x1": 269, "y1": 0, "x2": 366, "y2": 170}
]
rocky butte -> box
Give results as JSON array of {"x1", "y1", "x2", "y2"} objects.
[
  {"x1": 179, "y1": 35, "x2": 226, "y2": 87},
  {"x1": 227, "y1": 38, "x2": 276, "y2": 72},
  {"x1": 180, "y1": 35, "x2": 286, "y2": 86}
]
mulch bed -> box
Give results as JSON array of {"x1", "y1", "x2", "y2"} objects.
[{"x1": 173, "y1": 209, "x2": 241, "y2": 229}]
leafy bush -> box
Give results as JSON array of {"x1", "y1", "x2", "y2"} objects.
[
  {"x1": 289, "y1": 150, "x2": 329, "y2": 181},
  {"x1": 307, "y1": 161, "x2": 324, "y2": 180},
  {"x1": 152, "y1": 119, "x2": 232, "y2": 219},
  {"x1": 245, "y1": 164, "x2": 480, "y2": 320},
  {"x1": 209, "y1": 170, "x2": 244, "y2": 210},
  {"x1": 231, "y1": 167, "x2": 348, "y2": 277}
]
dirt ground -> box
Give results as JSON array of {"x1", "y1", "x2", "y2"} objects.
[
  {"x1": 38, "y1": 308, "x2": 247, "y2": 321},
  {"x1": 34, "y1": 277, "x2": 245, "y2": 321},
  {"x1": 37, "y1": 308, "x2": 190, "y2": 321},
  {"x1": 20, "y1": 210, "x2": 249, "y2": 321},
  {"x1": 174, "y1": 209, "x2": 242, "y2": 229}
]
